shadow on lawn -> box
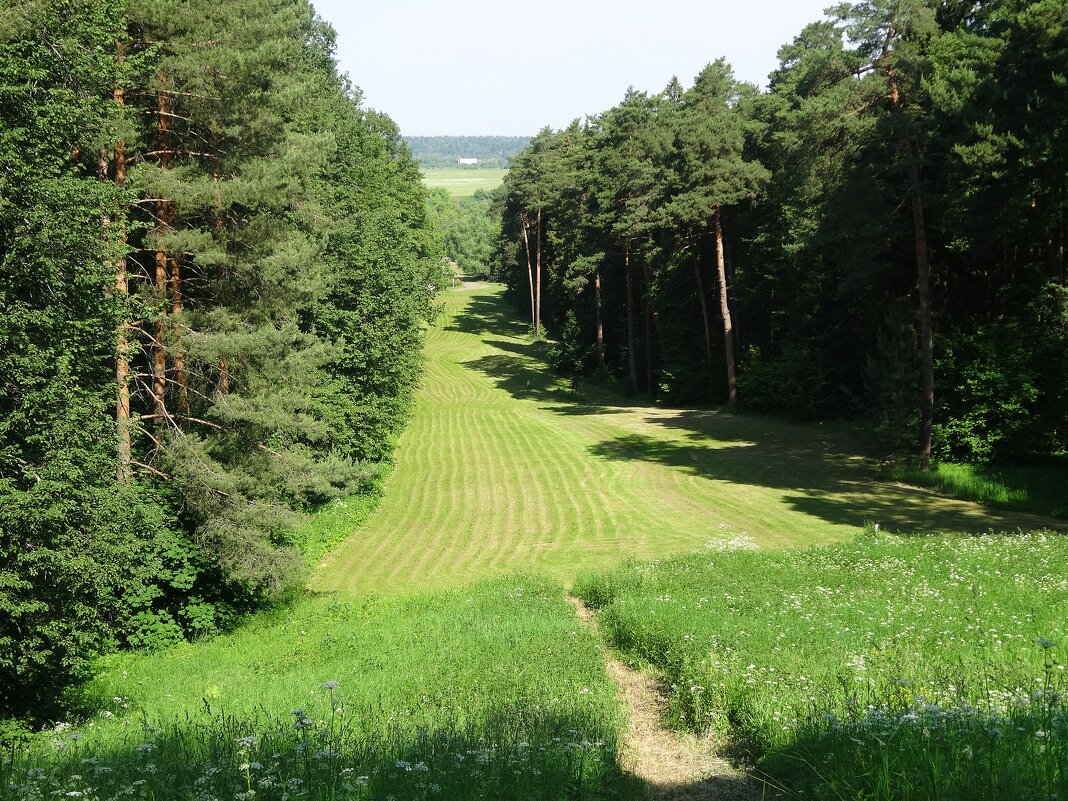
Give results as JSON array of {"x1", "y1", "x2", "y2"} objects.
[{"x1": 450, "y1": 289, "x2": 1065, "y2": 535}]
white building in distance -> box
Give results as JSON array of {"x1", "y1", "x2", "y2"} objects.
[{"x1": 457, "y1": 158, "x2": 479, "y2": 165}]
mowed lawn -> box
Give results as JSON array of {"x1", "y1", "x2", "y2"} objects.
[
  {"x1": 312, "y1": 285, "x2": 1061, "y2": 596},
  {"x1": 421, "y1": 167, "x2": 507, "y2": 197}
]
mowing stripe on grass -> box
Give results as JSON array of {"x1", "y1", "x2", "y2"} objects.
[{"x1": 312, "y1": 285, "x2": 1063, "y2": 597}]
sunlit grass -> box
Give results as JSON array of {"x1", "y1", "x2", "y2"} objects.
[
  {"x1": 421, "y1": 168, "x2": 507, "y2": 198},
  {"x1": 313, "y1": 285, "x2": 1062, "y2": 597},
  {"x1": 5, "y1": 576, "x2": 634, "y2": 800},
  {"x1": 575, "y1": 530, "x2": 1068, "y2": 800}
]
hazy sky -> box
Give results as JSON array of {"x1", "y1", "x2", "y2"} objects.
[{"x1": 311, "y1": 1, "x2": 834, "y2": 137}]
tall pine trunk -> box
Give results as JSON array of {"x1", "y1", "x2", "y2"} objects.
[
  {"x1": 906, "y1": 154, "x2": 934, "y2": 470},
  {"x1": 534, "y1": 207, "x2": 542, "y2": 337},
  {"x1": 694, "y1": 256, "x2": 713, "y2": 361},
  {"x1": 594, "y1": 268, "x2": 605, "y2": 370},
  {"x1": 520, "y1": 212, "x2": 535, "y2": 332},
  {"x1": 107, "y1": 79, "x2": 132, "y2": 482},
  {"x1": 714, "y1": 208, "x2": 738, "y2": 408},
  {"x1": 640, "y1": 251, "x2": 664, "y2": 394},
  {"x1": 212, "y1": 147, "x2": 230, "y2": 395},
  {"x1": 152, "y1": 78, "x2": 171, "y2": 421},
  {"x1": 624, "y1": 244, "x2": 640, "y2": 393}
]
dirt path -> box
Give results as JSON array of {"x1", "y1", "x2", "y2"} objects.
[{"x1": 568, "y1": 597, "x2": 764, "y2": 801}]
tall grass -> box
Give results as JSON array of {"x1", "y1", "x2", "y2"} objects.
[
  {"x1": 891, "y1": 459, "x2": 1068, "y2": 519},
  {"x1": 575, "y1": 531, "x2": 1068, "y2": 800},
  {"x1": 4, "y1": 576, "x2": 636, "y2": 801}
]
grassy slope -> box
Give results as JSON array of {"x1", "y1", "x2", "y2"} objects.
[
  {"x1": 16, "y1": 577, "x2": 632, "y2": 801},
  {"x1": 421, "y1": 167, "x2": 508, "y2": 198},
  {"x1": 575, "y1": 533, "x2": 1068, "y2": 799},
  {"x1": 312, "y1": 285, "x2": 1061, "y2": 597}
]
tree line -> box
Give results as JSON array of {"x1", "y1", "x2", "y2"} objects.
[
  {"x1": 493, "y1": 0, "x2": 1066, "y2": 468},
  {"x1": 0, "y1": 0, "x2": 442, "y2": 719},
  {"x1": 407, "y1": 136, "x2": 531, "y2": 169}
]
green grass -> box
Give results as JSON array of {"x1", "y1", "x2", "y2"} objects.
[
  {"x1": 312, "y1": 284, "x2": 1063, "y2": 597},
  {"x1": 891, "y1": 459, "x2": 1068, "y2": 519},
  {"x1": 6, "y1": 576, "x2": 634, "y2": 800},
  {"x1": 575, "y1": 531, "x2": 1068, "y2": 800},
  {"x1": 421, "y1": 168, "x2": 507, "y2": 198}
]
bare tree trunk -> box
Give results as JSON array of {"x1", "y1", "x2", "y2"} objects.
[
  {"x1": 520, "y1": 213, "x2": 535, "y2": 333},
  {"x1": 694, "y1": 256, "x2": 713, "y2": 361},
  {"x1": 624, "y1": 244, "x2": 640, "y2": 393},
  {"x1": 594, "y1": 268, "x2": 605, "y2": 370},
  {"x1": 152, "y1": 77, "x2": 171, "y2": 422},
  {"x1": 906, "y1": 154, "x2": 934, "y2": 470},
  {"x1": 534, "y1": 206, "x2": 542, "y2": 338},
  {"x1": 170, "y1": 251, "x2": 188, "y2": 416},
  {"x1": 212, "y1": 149, "x2": 229, "y2": 395},
  {"x1": 640, "y1": 251, "x2": 664, "y2": 393},
  {"x1": 108, "y1": 80, "x2": 132, "y2": 482},
  {"x1": 714, "y1": 208, "x2": 738, "y2": 408}
]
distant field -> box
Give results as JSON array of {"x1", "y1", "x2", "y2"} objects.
[{"x1": 422, "y1": 167, "x2": 508, "y2": 198}]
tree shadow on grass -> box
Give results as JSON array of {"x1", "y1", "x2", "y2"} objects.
[
  {"x1": 588, "y1": 432, "x2": 1066, "y2": 535},
  {"x1": 447, "y1": 289, "x2": 1064, "y2": 535},
  {"x1": 447, "y1": 292, "x2": 530, "y2": 339}
]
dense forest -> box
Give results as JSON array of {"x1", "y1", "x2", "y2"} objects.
[
  {"x1": 406, "y1": 135, "x2": 530, "y2": 168},
  {"x1": 494, "y1": 0, "x2": 1067, "y2": 469},
  {"x1": 0, "y1": 0, "x2": 442, "y2": 720},
  {"x1": 426, "y1": 188, "x2": 500, "y2": 277}
]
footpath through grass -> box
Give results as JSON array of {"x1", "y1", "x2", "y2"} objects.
[
  {"x1": 313, "y1": 284, "x2": 1062, "y2": 597},
  {"x1": 576, "y1": 531, "x2": 1068, "y2": 800},
  {"x1": 5, "y1": 576, "x2": 634, "y2": 801}
]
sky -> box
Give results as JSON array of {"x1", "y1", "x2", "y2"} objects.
[{"x1": 311, "y1": 0, "x2": 834, "y2": 137}]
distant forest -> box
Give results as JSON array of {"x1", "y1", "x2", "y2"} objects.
[{"x1": 406, "y1": 136, "x2": 530, "y2": 169}]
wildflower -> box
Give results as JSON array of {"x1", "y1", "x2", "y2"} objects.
[
  {"x1": 236, "y1": 736, "x2": 258, "y2": 749},
  {"x1": 1035, "y1": 638, "x2": 1057, "y2": 649},
  {"x1": 320, "y1": 680, "x2": 339, "y2": 690},
  {"x1": 136, "y1": 743, "x2": 155, "y2": 753}
]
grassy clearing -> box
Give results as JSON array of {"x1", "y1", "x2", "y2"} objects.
[
  {"x1": 575, "y1": 531, "x2": 1068, "y2": 800},
  {"x1": 890, "y1": 459, "x2": 1068, "y2": 519},
  {"x1": 5, "y1": 576, "x2": 634, "y2": 800},
  {"x1": 312, "y1": 285, "x2": 1062, "y2": 597},
  {"x1": 421, "y1": 168, "x2": 508, "y2": 198}
]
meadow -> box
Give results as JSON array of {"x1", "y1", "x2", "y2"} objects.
[
  {"x1": 575, "y1": 530, "x2": 1068, "y2": 800},
  {"x1": 6, "y1": 284, "x2": 1064, "y2": 801},
  {"x1": 3, "y1": 577, "x2": 634, "y2": 801},
  {"x1": 421, "y1": 168, "x2": 508, "y2": 198},
  {"x1": 313, "y1": 285, "x2": 1059, "y2": 597}
]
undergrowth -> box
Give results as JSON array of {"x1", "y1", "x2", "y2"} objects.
[{"x1": 890, "y1": 459, "x2": 1068, "y2": 519}]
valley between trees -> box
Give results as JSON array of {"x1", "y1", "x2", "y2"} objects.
[
  {"x1": 312, "y1": 285, "x2": 1059, "y2": 596},
  {"x1": 3, "y1": 0, "x2": 1067, "y2": 799},
  {"x1": 6, "y1": 283, "x2": 1065, "y2": 801}
]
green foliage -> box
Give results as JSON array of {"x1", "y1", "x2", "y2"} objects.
[
  {"x1": 490, "y1": 0, "x2": 1067, "y2": 465},
  {"x1": 935, "y1": 324, "x2": 1041, "y2": 461},
  {"x1": 426, "y1": 188, "x2": 500, "y2": 277},
  {"x1": 0, "y1": 0, "x2": 439, "y2": 720},
  {"x1": 576, "y1": 532, "x2": 1068, "y2": 800},
  {"x1": 547, "y1": 311, "x2": 588, "y2": 375}
]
